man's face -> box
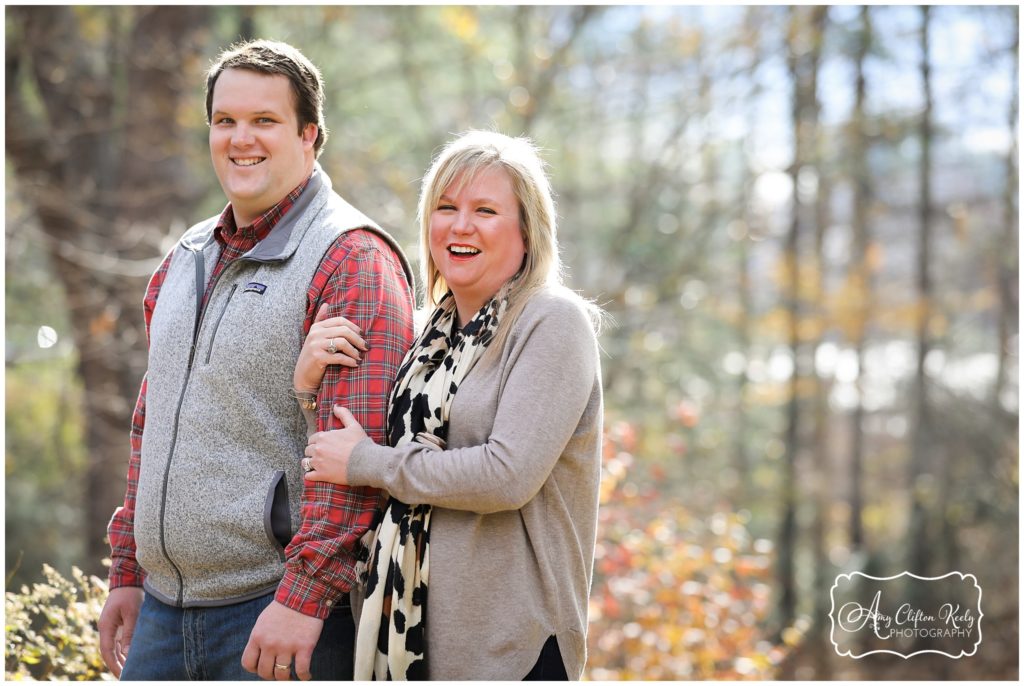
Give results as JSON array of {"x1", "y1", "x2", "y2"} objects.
[{"x1": 209, "y1": 68, "x2": 317, "y2": 227}]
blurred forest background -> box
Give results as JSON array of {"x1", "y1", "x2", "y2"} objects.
[{"x1": 4, "y1": 4, "x2": 1019, "y2": 680}]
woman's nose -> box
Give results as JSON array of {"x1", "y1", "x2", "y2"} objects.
[{"x1": 451, "y1": 211, "x2": 472, "y2": 234}]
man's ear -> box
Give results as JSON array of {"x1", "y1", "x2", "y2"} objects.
[{"x1": 301, "y1": 123, "x2": 318, "y2": 148}]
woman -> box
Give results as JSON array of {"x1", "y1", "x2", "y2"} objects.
[{"x1": 296, "y1": 131, "x2": 603, "y2": 680}]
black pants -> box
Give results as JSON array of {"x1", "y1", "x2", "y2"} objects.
[{"x1": 522, "y1": 635, "x2": 568, "y2": 681}]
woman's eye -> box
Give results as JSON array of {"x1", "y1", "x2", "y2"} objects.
[
  {"x1": 215, "y1": 117, "x2": 234, "y2": 125},
  {"x1": 256, "y1": 117, "x2": 275, "y2": 124},
  {"x1": 478, "y1": 207, "x2": 496, "y2": 215},
  {"x1": 437, "y1": 204, "x2": 456, "y2": 211}
]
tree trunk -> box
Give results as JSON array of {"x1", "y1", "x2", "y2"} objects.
[
  {"x1": 237, "y1": 6, "x2": 257, "y2": 42},
  {"x1": 5, "y1": 5, "x2": 209, "y2": 573},
  {"x1": 734, "y1": 211, "x2": 753, "y2": 505},
  {"x1": 907, "y1": 4, "x2": 935, "y2": 583},
  {"x1": 732, "y1": 7, "x2": 767, "y2": 506},
  {"x1": 804, "y1": 8, "x2": 832, "y2": 677},
  {"x1": 994, "y1": 18, "x2": 1019, "y2": 413},
  {"x1": 514, "y1": 6, "x2": 599, "y2": 132},
  {"x1": 777, "y1": 5, "x2": 811, "y2": 632},
  {"x1": 848, "y1": 4, "x2": 874, "y2": 556},
  {"x1": 394, "y1": 7, "x2": 440, "y2": 141}
]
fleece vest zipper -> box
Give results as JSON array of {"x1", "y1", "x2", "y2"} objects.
[{"x1": 153, "y1": 238, "x2": 250, "y2": 605}]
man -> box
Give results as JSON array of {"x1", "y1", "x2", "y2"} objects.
[{"x1": 97, "y1": 40, "x2": 415, "y2": 681}]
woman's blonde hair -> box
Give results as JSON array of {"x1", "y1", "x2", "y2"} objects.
[{"x1": 417, "y1": 131, "x2": 568, "y2": 351}]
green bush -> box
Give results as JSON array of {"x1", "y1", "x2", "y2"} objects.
[{"x1": 5, "y1": 564, "x2": 112, "y2": 681}]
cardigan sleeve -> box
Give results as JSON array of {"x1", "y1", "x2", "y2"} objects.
[{"x1": 347, "y1": 294, "x2": 599, "y2": 514}]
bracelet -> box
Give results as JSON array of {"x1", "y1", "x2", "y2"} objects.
[{"x1": 293, "y1": 390, "x2": 317, "y2": 411}]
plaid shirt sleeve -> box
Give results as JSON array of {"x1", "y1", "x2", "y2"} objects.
[
  {"x1": 107, "y1": 250, "x2": 174, "y2": 589},
  {"x1": 276, "y1": 230, "x2": 415, "y2": 618}
]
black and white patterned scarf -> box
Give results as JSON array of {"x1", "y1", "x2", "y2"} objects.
[{"x1": 354, "y1": 291, "x2": 506, "y2": 680}]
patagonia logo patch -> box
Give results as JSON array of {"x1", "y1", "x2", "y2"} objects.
[{"x1": 243, "y1": 282, "x2": 267, "y2": 295}]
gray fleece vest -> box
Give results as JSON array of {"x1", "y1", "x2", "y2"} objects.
[{"x1": 134, "y1": 166, "x2": 412, "y2": 607}]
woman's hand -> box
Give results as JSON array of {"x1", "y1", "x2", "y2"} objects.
[
  {"x1": 303, "y1": 406, "x2": 369, "y2": 486},
  {"x1": 294, "y1": 304, "x2": 368, "y2": 393}
]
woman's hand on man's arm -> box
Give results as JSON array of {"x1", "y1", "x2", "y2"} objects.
[
  {"x1": 303, "y1": 406, "x2": 369, "y2": 486},
  {"x1": 293, "y1": 303, "x2": 368, "y2": 392}
]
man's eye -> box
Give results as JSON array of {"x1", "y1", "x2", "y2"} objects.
[{"x1": 256, "y1": 117, "x2": 275, "y2": 124}]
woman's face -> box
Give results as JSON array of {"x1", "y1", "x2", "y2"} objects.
[{"x1": 429, "y1": 166, "x2": 526, "y2": 323}]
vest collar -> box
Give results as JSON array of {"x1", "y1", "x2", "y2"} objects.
[{"x1": 243, "y1": 164, "x2": 328, "y2": 263}]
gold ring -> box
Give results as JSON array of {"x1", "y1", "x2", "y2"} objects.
[
  {"x1": 274, "y1": 663, "x2": 290, "y2": 671},
  {"x1": 302, "y1": 457, "x2": 313, "y2": 473}
]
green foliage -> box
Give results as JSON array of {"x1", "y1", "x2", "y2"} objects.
[
  {"x1": 4, "y1": 355, "x2": 88, "y2": 590},
  {"x1": 5, "y1": 565, "x2": 112, "y2": 681}
]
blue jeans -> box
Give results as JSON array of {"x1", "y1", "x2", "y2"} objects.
[{"x1": 120, "y1": 591, "x2": 353, "y2": 680}]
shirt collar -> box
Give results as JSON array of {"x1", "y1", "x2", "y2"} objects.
[{"x1": 214, "y1": 174, "x2": 313, "y2": 248}]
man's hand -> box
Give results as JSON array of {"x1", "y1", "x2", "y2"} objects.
[
  {"x1": 241, "y1": 601, "x2": 324, "y2": 681},
  {"x1": 98, "y1": 586, "x2": 144, "y2": 677}
]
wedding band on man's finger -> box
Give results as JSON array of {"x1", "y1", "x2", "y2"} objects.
[{"x1": 302, "y1": 457, "x2": 313, "y2": 473}]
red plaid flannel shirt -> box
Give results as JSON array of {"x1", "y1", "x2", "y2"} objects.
[{"x1": 107, "y1": 178, "x2": 414, "y2": 618}]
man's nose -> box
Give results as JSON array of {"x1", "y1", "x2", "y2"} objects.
[{"x1": 231, "y1": 123, "x2": 255, "y2": 147}]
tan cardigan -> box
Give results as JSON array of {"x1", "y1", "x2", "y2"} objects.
[{"x1": 347, "y1": 287, "x2": 603, "y2": 679}]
